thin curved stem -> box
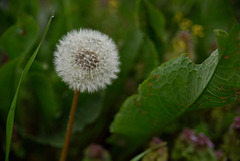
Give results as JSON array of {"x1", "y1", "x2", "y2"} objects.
[{"x1": 59, "y1": 90, "x2": 80, "y2": 161}]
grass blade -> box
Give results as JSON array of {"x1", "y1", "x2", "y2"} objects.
[
  {"x1": 5, "y1": 15, "x2": 54, "y2": 161},
  {"x1": 130, "y1": 142, "x2": 167, "y2": 161}
]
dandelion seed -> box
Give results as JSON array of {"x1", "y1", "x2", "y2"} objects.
[{"x1": 54, "y1": 29, "x2": 120, "y2": 92}]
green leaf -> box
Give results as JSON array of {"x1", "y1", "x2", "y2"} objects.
[
  {"x1": 0, "y1": 59, "x2": 18, "y2": 120},
  {"x1": 0, "y1": 14, "x2": 40, "y2": 59},
  {"x1": 5, "y1": 15, "x2": 53, "y2": 161},
  {"x1": 144, "y1": 1, "x2": 165, "y2": 39},
  {"x1": 110, "y1": 22, "x2": 240, "y2": 141},
  {"x1": 8, "y1": 0, "x2": 39, "y2": 18},
  {"x1": 73, "y1": 93, "x2": 103, "y2": 133},
  {"x1": 136, "y1": 0, "x2": 165, "y2": 61},
  {"x1": 136, "y1": 37, "x2": 159, "y2": 79},
  {"x1": 120, "y1": 28, "x2": 143, "y2": 77},
  {"x1": 130, "y1": 142, "x2": 167, "y2": 161},
  {"x1": 190, "y1": 27, "x2": 240, "y2": 109},
  {"x1": 136, "y1": 0, "x2": 165, "y2": 38},
  {"x1": 29, "y1": 72, "x2": 60, "y2": 122},
  {"x1": 17, "y1": 92, "x2": 103, "y2": 148}
]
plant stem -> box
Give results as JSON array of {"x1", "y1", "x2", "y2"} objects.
[{"x1": 59, "y1": 90, "x2": 80, "y2": 161}]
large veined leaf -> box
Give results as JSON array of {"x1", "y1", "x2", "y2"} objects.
[{"x1": 110, "y1": 22, "x2": 240, "y2": 140}]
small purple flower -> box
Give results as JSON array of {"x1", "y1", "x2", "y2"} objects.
[
  {"x1": 84, "y1": 144, "x2": 111, "y2": 161},
  {"x1": 148, "y1": 137, "x2": 167, "y2": 157},
  {"x1": 180, "y1": 128, "x2": 198, "y2": 143},
  {"x1": 85, "y1": 144, "x2": 104, "y2": 159},
  {"x1": 179, "y1": 31, "x2": 191, "y2": 41},
  {"x1": 231, "y1": 116, "x2": 240, "y2": 134},
  {"x1": 196, "y1": 133, "x2": 214, "y2": 149},
  {"x1": 150, "y1": 137, "x2": 163, "y2": 147},
  {"x1": 179, "y1": 128, "x2": 214, "y2": 149},
  {"x1": 215, "y1": 150, "x2": 224, "y2": 160}
]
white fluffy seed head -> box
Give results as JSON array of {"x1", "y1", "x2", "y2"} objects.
[{"x1": 54, "y1": 29, "x2": 120, "y2": 93}]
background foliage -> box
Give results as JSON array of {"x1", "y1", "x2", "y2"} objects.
[{"x1": 0, "y1": 0, "x2": 240, "y2": 161}]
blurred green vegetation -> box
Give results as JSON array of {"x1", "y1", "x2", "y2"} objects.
[{"x1": 0, "y1": 0, "x2": 240, "y2": 161}]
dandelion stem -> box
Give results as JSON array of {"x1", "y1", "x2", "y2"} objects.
[{"x1": 59, "y1": 90, "x2": 80, "y2": 161}]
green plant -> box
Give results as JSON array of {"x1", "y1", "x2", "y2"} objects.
[{"x1": 1, "y1": 0, "x2": 240, "y2": 161}]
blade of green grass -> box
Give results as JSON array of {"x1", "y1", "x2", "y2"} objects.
[
  {"x1": 5, "y1": 15, "x2": 54, "y2": 161},
  {"x1": 130, "y1": 142, "x2": 167, "y2": 161}
]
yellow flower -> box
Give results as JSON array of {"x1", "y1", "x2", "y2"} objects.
[
  {"x1": 173, "y1": 40, "x2": 186, "y2": 51},
  {"x1": 192, "y1": 24, "x2": 204, "y2": 38},
  {"x1": 173, "y1": 12, "x2": 183, "y2": 23},
  {"x1": 179, "y1": 18, "x2": 192, "y2": 30},
  {"x1": 108, "y1": 0, "x2": 118, "y2": 8}
]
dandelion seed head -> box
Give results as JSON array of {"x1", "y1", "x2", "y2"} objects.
[{"x1": 54, "y1": 29, "x2": 120, "y2": 92}]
